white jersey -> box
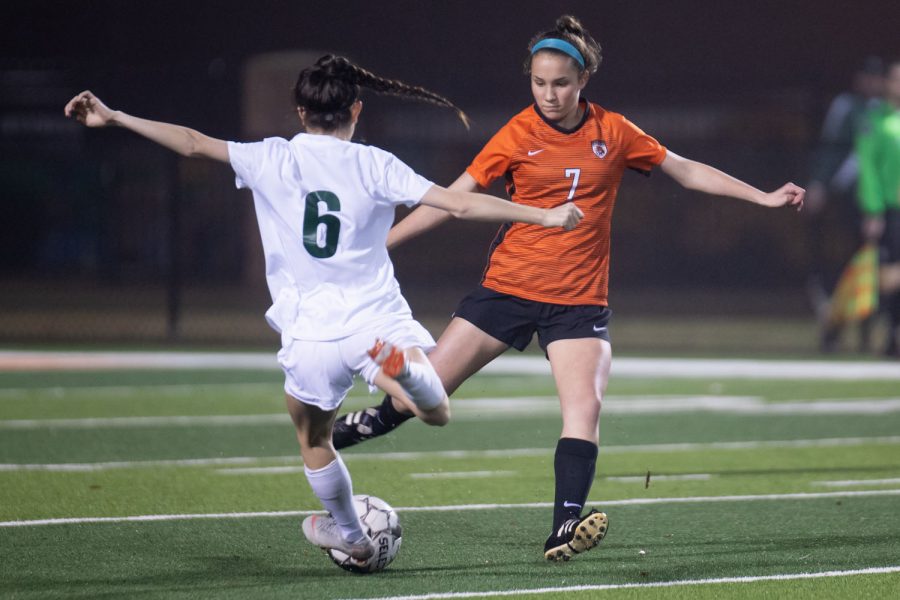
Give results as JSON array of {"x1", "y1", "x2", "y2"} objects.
[{"x1": 228, "y1": 133, "x2": 433, "y2": 341}]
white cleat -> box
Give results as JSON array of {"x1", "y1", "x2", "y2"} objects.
[{"x1": 302, "y1": 514, "x2": 375, "y2": 560}]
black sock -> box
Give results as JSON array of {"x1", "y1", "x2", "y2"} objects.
[
  {"x1": 375, "y1": 394, "x2": 414, "y2": 431},
  {"x1": 552, "y1": 437, "x2": 598, "y2": 532}
]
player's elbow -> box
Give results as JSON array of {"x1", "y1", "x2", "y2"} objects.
[
  {"x1": 444, "y1": 199, "x2": 471, "y2": 220},
  {"x1": 441, "y1": 189, "x2": 477, "y2": 220},
  {"x1": 184, "y1": 130, "x2": 211, "y2": 158}
]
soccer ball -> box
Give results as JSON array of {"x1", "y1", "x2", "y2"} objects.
[{"x1": 328, "y1": 494, "x2": 402, "y2": 574}]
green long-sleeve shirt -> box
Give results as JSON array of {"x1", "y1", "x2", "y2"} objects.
[
  {"x1": 856, "y1": 103, "x2": 900, "y2": 215},
  {"x1": 810, "y1": 92, "x2": 871, "y2": 189}
]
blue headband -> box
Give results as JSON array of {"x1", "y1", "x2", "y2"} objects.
[{"x1": 531, "y1": 38, "x2": 585, "y2": 68}]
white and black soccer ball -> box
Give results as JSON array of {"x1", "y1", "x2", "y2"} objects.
[{"x1": 328, "y1": 494, "x2": 402, "y2": 574}]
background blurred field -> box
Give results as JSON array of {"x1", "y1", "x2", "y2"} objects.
[
  {"x1": 3, "y1": 0, "x2": 899, "y2": 354},
  {"x1": 0, "y1": 279, "x2": 824, "y2": 354}
]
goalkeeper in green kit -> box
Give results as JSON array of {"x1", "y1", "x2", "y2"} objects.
[{"x1": 857, "y1": 58, "x2": 900, "y2": 357}]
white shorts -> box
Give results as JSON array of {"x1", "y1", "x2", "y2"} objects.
[{"x1": 277, "y1": 317, "x2": 436, "y2": 411}]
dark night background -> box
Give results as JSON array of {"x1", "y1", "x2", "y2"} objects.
[{"x1": 1, "y1": 0, "x2": 898, "y2": 346}]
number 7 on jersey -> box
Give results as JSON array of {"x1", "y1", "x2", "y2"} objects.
[{"x1": 565, "y1": 168, "x2": 581, "y2": 201}]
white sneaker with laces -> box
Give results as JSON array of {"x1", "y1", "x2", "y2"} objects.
[{"x1": 302, "y1": 514, "x2": 375, "y2": 560}]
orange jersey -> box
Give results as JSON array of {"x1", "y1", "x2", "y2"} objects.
[{"x1": 466, "y1": 101, "x2": 667, "y2": 306}]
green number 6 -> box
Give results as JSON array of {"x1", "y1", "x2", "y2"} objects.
[{"x1": 302, "y1": 191, "x2": 341, "y2": 258}]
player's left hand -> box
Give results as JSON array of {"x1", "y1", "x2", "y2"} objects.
[
  {"x1": 64, "y1": 91, "x2": 117, "y2": 128},
  {"x1": 761, "y1": 182, "x2": 805, "y2": 211}
]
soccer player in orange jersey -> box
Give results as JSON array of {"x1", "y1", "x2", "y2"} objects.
[{"x1": 334, "y1": 15, "x2": 805, "y2": 561}]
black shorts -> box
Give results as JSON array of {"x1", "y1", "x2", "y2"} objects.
[
  {"x1": 453, "y1": 285, "x2": 612, "y2": 352},
  {"x1": 880, "y1": 209, "x2": 900, "y2": 264}
]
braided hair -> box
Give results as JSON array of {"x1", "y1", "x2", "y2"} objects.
[
  {"x1": 294, "y1": 55, "x2": 469, "y2": 131},
  {"x1": 524, "y1": 15, "x2": 602, "y2": 74}
]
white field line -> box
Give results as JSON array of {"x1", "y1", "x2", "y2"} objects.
[
  {"x1": 0, "y1": 351, "x2": 277, "y2": 372},
  {"x1": 3, "y1": 435, "x2": 900, "y2": 472},
  {"x1": 2, "y1": 350, "x2": 900, "y2": 380},
  {"x1": 813, "y1": 477, "x2": 900, "y2": 487},
  {"x1": 480, "y1": 356, "x2": 900, "y2": 380},
  {"x1": 3, "y1": 488, "x2": 900, "y2": 528},
  {"x1": 607, "y1": 473, "x2": 712, "y2": 483},
  {"x1": 0, "y1": 413, "x2": 290, "y2": 429},
  {"x1": 447, "y1": 396, "x2": 900, "y2": 415},
  {"x1": 606, "y1": 358, "x2": 900, "y2": 381},
  {"x1": 6, "y1": 396, "x2": 900, "y2": 430},
  {"x1": 408, "y1": 470, "x2": 517, "y2": 480},
  {"x1": 216, "y1": 466, "x2": 307, "y2": 475},
  {"x1": 338, "y1": 566, "x2": 900, "y2": 600},
  {"x1": 0, "y1": 382, "x2": 278, "y2": 398},
  {"x1": 0, "y1": 455, "x2": 303, "y2": 472}
]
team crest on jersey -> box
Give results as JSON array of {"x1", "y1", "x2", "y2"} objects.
[{"x1": 591, "y1": 140, "x2": 608, "y2": 159}]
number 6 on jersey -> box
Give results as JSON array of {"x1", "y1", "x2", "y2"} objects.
[{"x1": 303, "y1": 191, "x2": 341, "y2": 258}]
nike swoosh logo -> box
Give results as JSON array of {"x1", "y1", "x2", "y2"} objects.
[
  {"x1": 593, "y1": 325, "x2": 607, "y2": 332},
  {"x1": 527, "y1": 149, "x2": 544, "y2": 156},
  {"x1": 563, "y1": 501, "x2": 582, "y2": 509}
]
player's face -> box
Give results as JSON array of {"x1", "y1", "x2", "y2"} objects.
[{"x1": 530, "y1": 52, "x2": 589, "y2": 128}]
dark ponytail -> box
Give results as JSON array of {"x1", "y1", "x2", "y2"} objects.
[
  {"x1": 294, "y1": 54, "x2": 469, "y2": 131},
  {"x1": 524, "y1": 15, "x2": 602, "y2": 74}
]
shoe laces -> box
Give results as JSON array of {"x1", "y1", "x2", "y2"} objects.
[
  {"x1": 316, "y1": 517, "x2": 371, "y2": 551},
  {"x1": 315, "y1": 515, "x2": 343, "y2": 538}
]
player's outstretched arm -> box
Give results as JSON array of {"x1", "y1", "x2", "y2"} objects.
[
  {"x1": 387, "y1": 172, "x2": 479, "y2": 250},
  {"x1": 64, "y1": 91, "x2": 229, "y2": 163},
  {"x1": 420, "y1": 183, "x2": 583, "y2": 230},
  {"x1": 660, "y1": 150, "x2": 805, "y2": 211}
]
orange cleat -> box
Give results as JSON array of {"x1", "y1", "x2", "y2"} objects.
[{"x1": 367, "y1": 339, "x2": 408, "y2": 378}]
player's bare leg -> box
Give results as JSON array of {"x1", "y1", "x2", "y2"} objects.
[
  {"x1": 286, "y1": 396, "x2": 374, "y2": 560},
  {"x1": 542, "y1": 338, "x2": 611, "y2": 561},
  {"x1": 371, "y1": 345, "x2": 449, "y2": 426}
]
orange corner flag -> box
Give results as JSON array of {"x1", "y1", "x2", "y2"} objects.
[{"x1": 827, "y1": 244, "x2": 879, "y2": 326}]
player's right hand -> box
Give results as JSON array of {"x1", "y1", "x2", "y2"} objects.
[
  {"x1": 761, "y1": 182, "x2": 805, "y2": 211},
  {"x1": 64, "y1": 91, "x2": 116, "y2": 128},
  {"x1": 544, "y1": 203, "x2": 584, "y2": 230}
]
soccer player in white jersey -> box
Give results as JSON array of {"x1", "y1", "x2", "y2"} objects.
[{"x1": 65, "y1": 54, "x2": 583, "y2": 563}]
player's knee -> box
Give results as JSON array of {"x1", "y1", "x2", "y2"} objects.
[
  {"x1": 562, "y1": 396, "x2": 601, "y2": 427},
  {"x1": 298, "y1": 429, "x2": 331, "y2": 452},
  {"x1": 419, "y1": 400, "x2": 450, "y2": 426}
]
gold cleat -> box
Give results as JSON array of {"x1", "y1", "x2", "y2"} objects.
[{"x1": 544, "y1": 510, "x2": 609, "y2": 561}]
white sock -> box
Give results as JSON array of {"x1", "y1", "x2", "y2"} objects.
[
  {"x1": 396, "y1": 360, "x2": 446, "y2": 411},
  {"x1": 304, "y1": 456, "x2": 367, "y2": 543}
]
